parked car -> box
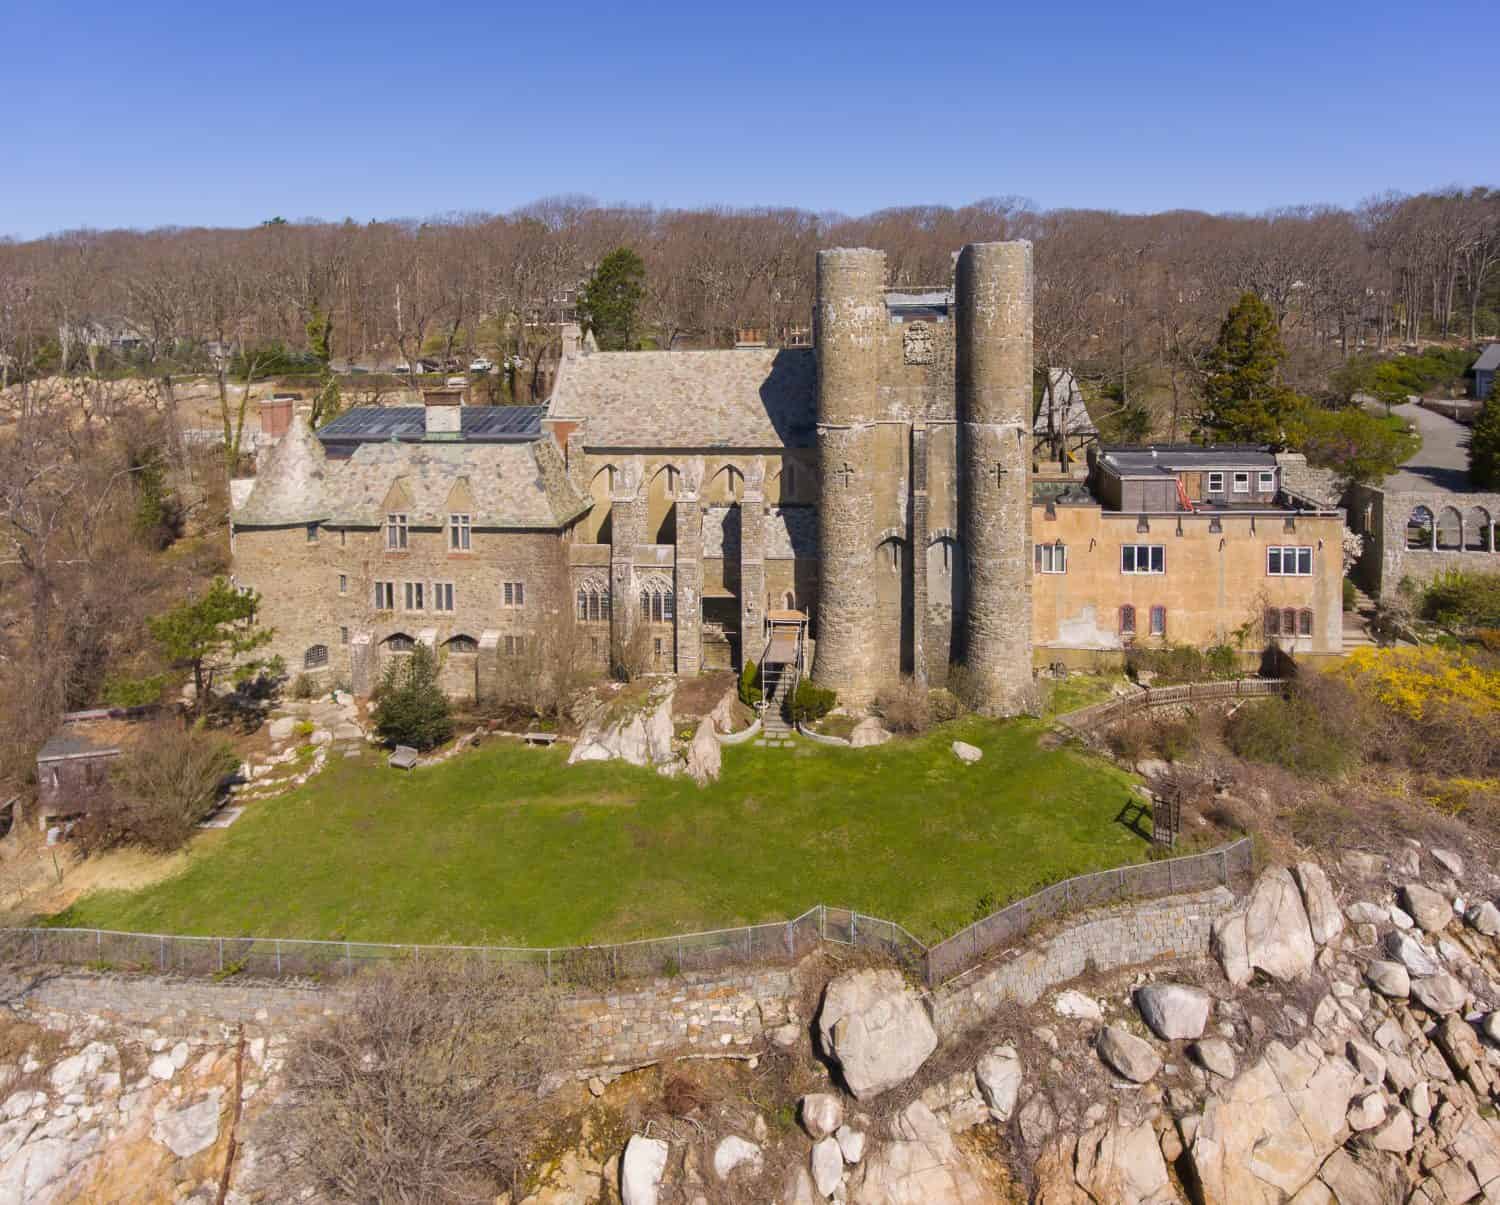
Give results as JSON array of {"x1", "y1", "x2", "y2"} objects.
[{"x1": 468, "y1": 357, "x2": 495, "y2": 374}]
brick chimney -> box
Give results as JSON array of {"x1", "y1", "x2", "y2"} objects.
[
  {"x1": 259, "y1": 395, "x2": 294, "y2": 439},
  {"x1": 421, "y1": 384, "x2": 463, "y2": 437}
]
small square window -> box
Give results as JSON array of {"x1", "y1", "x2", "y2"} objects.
[
  {"x1": 1232, "y1": 472, "x2": 1250, "y2": 494},
  {"x1": 1207, "y1": 471, "x2": 1224, "y2": 493},
  {"x1": 503, "y1": 581, "x2": 525, "y2": 608},
  {"x1": 1258, "y1": 470, "x2": 1276, "y2": 492}
]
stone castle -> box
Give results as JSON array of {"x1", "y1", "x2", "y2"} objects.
[{"x1": 231, "y1": 239, "x2": 1345, "y2": 709}]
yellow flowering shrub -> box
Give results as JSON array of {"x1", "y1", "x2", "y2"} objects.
[{"x1": 1338, "y1": 647, "x2": 1500, "y2": 722}]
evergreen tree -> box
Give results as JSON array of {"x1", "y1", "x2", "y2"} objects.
[
  {"x1": 577, "y1": 248, "x2": 646, "y2": 351},
  {"x1": 1471, "y1": 397, "x2": 1500, "y2": 489},
  {"x1": 372, "y1": 642, "x2": 453, "y2": 750},
  {"x1": 1199, "y1": 293, "x2": 1304, "y2": 444},
  {"x1": 147, "y1": 578, "x2": 273, "y2": 711}
]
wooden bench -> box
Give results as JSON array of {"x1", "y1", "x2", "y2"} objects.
[
  {"x1": 388, "y1": 745, "x2": 419, "y2": 770},
  {"x1": 521, "y1": 732, "x2": 558, "y2": 748}
]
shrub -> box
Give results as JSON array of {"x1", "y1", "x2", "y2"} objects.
[
  {"x1": 1204, "y1": 644, "x2": 1239, "y2": 678},
  {"x1": 73, "y1": 721, "x2": 238, "y2": 854},
  {"x1": 1422, "y1": 571, "x2": 1500, "y2": 630},
  {"x1": 738, "y1": 659, "x2": 762, "y2": 707},
  {"x1": 372, "y1": 643, "x2": 454, "y2": 751},
  {"x1": 265, "y1": 956, "x2": 565, "y2": 1202},
  {"x1": 1343, "y1": 578, "x2": 1357, "y2": 613},
  {"x1": 1153, "y1": 713, "x2": 1201, "y2": 762},
  {"x1": 1225, "y1": 675, "x2": 1366, "y2": 779},
  {"x1": 788, "y1": 679, "x2": 836, "y2": 724},
  {"x1": 875, "y1": 676, "x2": 930, "y2": 734},
  {"x1": 1126, "y1": 644, "x2": 1206, "y2": 684},
  {"x1": 929, "y1": 687, "x2": 965, "y2": 723},
  {"x1": 290, "y1": 673, "x2": 317, "y2": 700}
]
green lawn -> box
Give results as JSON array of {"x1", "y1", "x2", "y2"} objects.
[{"x1": 49, "y1": 718, "x2": 1148, "y2": 948}]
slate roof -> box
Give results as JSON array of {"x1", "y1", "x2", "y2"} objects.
[
  {"x1": 234, "y1": 415, "x2": 586, "y2": 531},
  {"x1": 1475, "y1": 345, "x2": 1500, "y2": 372},
  {"x1": 316, "y1": 405, "x2": 544, "y2": 445},
  {"x1": 234, "y1": 414, "x2": 328, "y2": 525},
  {"x1": 547, "y1": 348, "x2": 816, "y2": 449},
  {"x1": 1098, "y1": 445, "x2": 1277, "y2": 478},
  {"x1": 320, "y1": 440, "x2": 585, "y2": 529},
  {"x1": 38, "y1": 726, "x2": 124, "y2": 763}
]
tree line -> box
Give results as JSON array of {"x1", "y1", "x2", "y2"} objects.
[{"x1": 2, "y1": 189, "x2": 1497, "y2": 415}]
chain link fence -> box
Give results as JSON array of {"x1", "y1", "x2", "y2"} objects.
[
  {"x1": 921, "y1": 837, "x2": 1253, "y2": 986},
  {"x1": 0, "y1": 841, "x2": 1251, "y2": 990}
]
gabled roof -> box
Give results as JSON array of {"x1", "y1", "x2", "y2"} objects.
[
  {"x1": 320, "y1": 439, "x2": 586, "y2": 530},
  {"x1": 547, "y1": 348, "x2": 816, "y2": 449},
  {"x1": 234, "y1": 414, "x2": 328, "y2": 525},
  {"x1": 1475, "y1": 345, "x2": 1500, "y2": 373}
]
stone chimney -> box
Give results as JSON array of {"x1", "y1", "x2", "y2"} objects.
[
  {"x1": 560, "y1": 322, "x2": 584, "y2": 358},
  {"x1": 259, "y1": 395, "x2": 294, "y2": 440},
  {"x1": 421, "y1": 384, "x2": 464, "y2": 437}
]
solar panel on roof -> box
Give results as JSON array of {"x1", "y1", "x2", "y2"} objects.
[{"x1": 316, "y1": 406, "x2": 544, "y2": 443}]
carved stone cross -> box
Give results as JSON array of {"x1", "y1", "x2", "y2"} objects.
[
  {"x1": 837, "y1": 462, "x2": 856, "y2": 488},
  {"x1": 993, "y1": 462, "x2": 1009, "y2": 488}
]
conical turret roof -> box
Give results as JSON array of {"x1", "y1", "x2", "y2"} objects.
[{"x1": 234, "y1": 414, "x2": 328, "y2": 526}]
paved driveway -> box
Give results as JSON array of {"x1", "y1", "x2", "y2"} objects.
[{"x1": 1381, "y1": 401, "x2": 1471, "y2": 492}]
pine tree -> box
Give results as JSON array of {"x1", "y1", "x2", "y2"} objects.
[
  {"x1": 372, "y1": 643, "x2": 454, "y2": 750},
  {"x1": 577, "y1": 248, "x2": 646, "y2": 351},
  {"x1": 1471, "y1": 397, "x2": 1500, "y2": 489},
  {"x1": 1199, "y1": 293, "x2": 1304, "y2": 444},
  {"x1": 147, "y1": 578, "x2": 273, "y2": 711}
]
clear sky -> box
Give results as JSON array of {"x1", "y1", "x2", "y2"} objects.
[{"x1": 5, "y1": 0, "x2": 1496, "y2": 239}]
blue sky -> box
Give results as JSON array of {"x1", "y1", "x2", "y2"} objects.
[{"x1": 4, "y1": 0, "x2": 1495, "y2": 239}]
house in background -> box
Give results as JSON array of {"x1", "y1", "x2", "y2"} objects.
[{"x1": 35, "y1": 714, "x2": 132, "y2": 831}]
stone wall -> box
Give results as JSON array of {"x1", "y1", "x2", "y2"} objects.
[{"x1": 1347, "y1": 482, "x2": 1500, "y2": 597}]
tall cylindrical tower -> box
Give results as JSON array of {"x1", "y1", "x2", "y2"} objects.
[
  {"x1": 811, "y1": 248, "x2": 885, "y2": 702},
  {"x1": 957, "y1": 241, "x2": 1033, "y2": 715}
]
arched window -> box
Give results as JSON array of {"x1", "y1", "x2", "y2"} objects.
[
  {"x1": 576, "y1": 574, "x2": 611, "y2": 623},
  {"x1": 1264, "y1": 608, "x2": 1281, "y2": 637},
  {"x1": 1465, "y1": 507, "x2": 1492, "y2": 552},
  {"x1": 1297, "y1": 609, "x2": 1314, "y2": 637},
  {"x1": 660, "y1": 465, "x2": 679, "y2": 497},
  {"x1": 708, "y1": 465, "x2": 744, "y2": 503},
  {"x1": 444, "y1": 634, "x2": 478, "y2": 654},
  {"x1": 1149, "y1": 606, "x2": 1166, "y2": 637},
  {"x1": 1282, "y1": 607, "x2": 1296, "y2": 636},
  {"x1": 1436, "y1": 507, "x2": 1462, "y2": 551},
  {"x1": 1406, "y1": 505, "x2": 1435, "y2": 551},
  {"x1": 304, "y1": 644, "x2": 329, "y2": 669},
  {"x1": 878, "y1": 537, "x2": 903, "y2": 574},
  {"x1": 783, "y1": 591, "x2": 795, "y2": 611},
  {"x1": 1119, "y1": 604, "x2": 1136, "y2": 636},
  {"x1": 383, "y1": 632, "x2": 415, "y2": 652},
  {"x1": 638, "y1": 576, "x2": 675, "y2": 623}
]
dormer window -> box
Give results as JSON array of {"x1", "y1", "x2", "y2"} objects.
[
  {"x1": 385, "y1": 513, "x2": 408, "y2": 550},
  {"x1": 449, "y1": 513, "x2": 471, "y2": 551}
]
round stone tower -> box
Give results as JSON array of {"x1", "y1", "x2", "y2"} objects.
[
  {"x1": 956, "y1": 241, "x2": 1033, "y2": 715},
  {"x1": 811, "y1": 247, "x2": 886, "y2": 703}
]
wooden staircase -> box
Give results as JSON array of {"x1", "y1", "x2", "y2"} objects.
[{"x1": 753, "y1": 612, "x2": 807, "y2": 748}]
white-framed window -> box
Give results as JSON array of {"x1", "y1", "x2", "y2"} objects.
[
  {"x1": 434, "y1": 582, "x2": 455, "y2": 612},
  {"x1": 1258, "y1": 470, "x2": 1276, "y2": 492},
  {"x1": 403, "y1": 581, "x2": 424, "y2": 611},
  {"x1": 1034, "y1": 542, "x2": 1067, "y2": 574},
  {"x1": 1206, "y1": 471, "x2": 1225, "y2": 493},
  {"x1": 385, "y1": 513, "x2": 408, "y2": 550},
  {"x1": 1149, "y1": 605, "x2": 1166, "y2": 637},
  {"x1": 449, "y1": 513, "x2": 471, "y2": 551},
  {"x1": 1267, "y1": 546, "x2": 1313, "y2": 576},
  {"x1": 373, "y1": 580, "x2": 395, "y2": 610},
  {"x1": 1232, "y1": 472, "x2": 1250, "y2": 494},
  {"x1": 503, "y1": 581, "x2": 525, "y2": 608},
  {"x1": 1121, "y1": 544, "x2": 1165, "y2": 574},
  {"x1": 338, "y1": 573, "x2": 347, "y2": 595}
]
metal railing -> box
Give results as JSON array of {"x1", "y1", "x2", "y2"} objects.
[
  {"x1": 0, "y1": 839, "x2": 1251, "y2": 991},
  {"x1": 1057, "y1": 678, "x2": 1287, "y2": 735}
]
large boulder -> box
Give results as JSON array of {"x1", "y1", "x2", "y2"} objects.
[
  {"x1": 818, "y1": 969, "x2": 938, "y2": 1100},
  {"x1": 621, "y1": 1135, "x2": 669, "y2": 1205},
  {"x1": 684, "y1": 717, "x2": 721, "y2": 786},
  {"x1": 1381, "y1": 930, "x2": 1439, "y2": 977},
  {"x1": 1291, "y1": 862, "x2": 1344, "y2": 946},
  {"x1": 1409, "y1": 971, "x2": 1467, "y2": 1016},
  {"x1": 1211, "y1": 912, "x2": 1252, "y2": 987},
  {"x1": 1243, "y1": 867, "x2": 1316, "y2": 980},
  {"x1": 848, "y1": 1102, "x2": 987, "y2": 1205},
  {"x1": 1073, "y1": 1121, "x2": 1178, "y2": 1205},
  {"x1": 1465, "y1": 900, "x2": 1500, "y2": 937},
  {"x1": 1097, "y1": 1027, "x2": 1162, "y2": 1083},
  {"x1": 151, "y1": 1090, "x2": 222, "y2": 1159},
  {"x1": 1364, "y1": 960, "x2": 1410, "y2": 999},
  {"x1": 1134, "y1": 983, "x2": 1212, "y2": 1041},
  {"x1": 811, "y1": 1136, "x2": 844, "y2": 1197},
  {"x1": 974, "y1": 1045, "x2": 1023, "y2": 1122},
  {"x1": 800, "y1": 1093, "x2": 843, "y2": 1141},
  {"x1": 568, "y1": 689, "x2": 678, "y2": 769},
  {"x1": 1190, "y1": 1038, "x2": 1237, "y2": 1079},
  {"x1": 849, "y1": 718, "x2": 892, "y2": 748},
  {"x1": 1399, "y1": 883, "x2": 1451, "y2": 933},
  {"x1": 1190, "y1": 1039, "x2": 1360, "y2": 1203}
]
